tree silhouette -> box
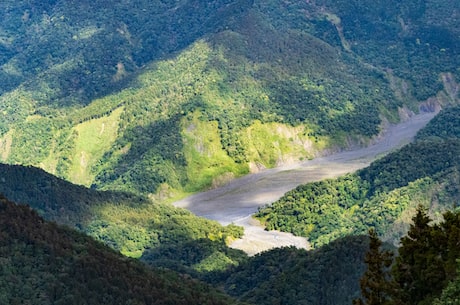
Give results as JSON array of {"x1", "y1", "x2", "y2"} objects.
[
  {"x1": 392, "y1": 206, "x2": 445, "y2": 305},
  {"x1": 353, "y1": 228, "x2": 394, "y2": 305}
]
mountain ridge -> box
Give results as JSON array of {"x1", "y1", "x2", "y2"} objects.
[
  {"x1": 1, "y1": 1, "x2": 460, "y2": 304},
  {"x1": 0, "y1": 194, "x2": 245, "y2": 305},
  {"x1": 2, "y1": 0, "x2": 458, "y2": 198}
]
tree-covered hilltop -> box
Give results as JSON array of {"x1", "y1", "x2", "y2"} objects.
[
  {"x1": 0, "y1": 195, "x2": 245, "y2": 305},
  {"x1": 206, "y1": 207, "x2": 460, "y2": 305},
  {"x1": 218, "y1": 235, "x2": 370, "y2": 305},
  {"x1": 0, "y1": 163, "x2": 246, "y2": 270},
  {"x1": 416, "y1": 104, "x2": 460, "y2": 141},
  {"x1": 1, "y1": 0, "x2": 458, "y2": 197},
  {"x1": 256, "y1": 105, "x2": 460, "y2": 248}
]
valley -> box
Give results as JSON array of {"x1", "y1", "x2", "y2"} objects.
[
  {"x1": 174, "y1": 111, "x2": 438, "y2": 254},
  {"x1": 1, "y1": 1, "x2": 460, "y2": 303}
]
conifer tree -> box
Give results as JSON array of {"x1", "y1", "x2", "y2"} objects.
[
  {"x1": 353, "y1": 228, "x2": 394, "y2": 305},
  {"x1": 436, "y1": 211, "x2": 460, "y2": 281},
  {"x1": 392, "y1": 206, "x2": 445, "y2": 305},
  {"x1": 432, "y1": 261, "x2": 460, "y2": 305}
]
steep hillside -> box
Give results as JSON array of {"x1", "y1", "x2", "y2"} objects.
[
  {"x1": 311, "y1": 0, "x2": 460, "y2": 101},
  {"x1": 0, "y1": 163, "x2": 246, "y2": 267},
  {"x1": 1, "y1": 0, "x2": 458, "y2": 197},
  {"x1": 214, "y1": 205, "x2": 460, "y2": 305},
  {"x1": 220, "y1": 235, "x2": 370, "y2": 305},
  {"x1": 3, "y1": 187, "x2": 458, "y2": 305},
  {"x1": 0, "y1": 195, "x2": 244, "y2": 305},
  {"x1": 256, "y1": 105, "x2": 460, "y2": 247},
  {"x1": 0, "y1": 0, "x2": 252, "y2": 107},
  {"x1": 0, "y1": 163, "x2": 137, "y2": 227}
]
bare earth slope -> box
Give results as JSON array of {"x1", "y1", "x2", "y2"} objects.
[{"x1": 173, "y1": 111, "x2": 437, "y2": 255}]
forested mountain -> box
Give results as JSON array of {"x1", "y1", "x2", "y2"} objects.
[
  {"x1": 214, "y1": 208, "x2": 460, "y2": 305},
  {"x1": 0, "y1": 195, "x2": 245, "y2": 305},
  {"x1": 256, "y1": 103, "x2": 460, "y2": 248},
  {"x1": 1, "y1": 0, "x2": 458, "y2": 197},
  {"x1": 0, "y1": 163, "x2": 378, "y2": 304},
  {"x1": 0, "y1": 188, "x2": 370, "y2": 305},
  {"x1": 220, "y1": 235, "x2": 370, "y2": 305},
  {"x1": 3, "y1": 174, "x2": 459, "y2": 305},
  {"x1": 0, "y1": 163, "x2": 245, "y2": 268},
  {"x1": 1, "y1": 1, "x2": 460, "y2": 304}
]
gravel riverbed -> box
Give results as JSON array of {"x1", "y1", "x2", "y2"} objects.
[{"x1": 173, "y1": 111, "x2": 437, "y2": 255}]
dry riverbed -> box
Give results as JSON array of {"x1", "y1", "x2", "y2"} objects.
[{"x1": 173, "y1": 111, "x2": 437, "y2": 255}]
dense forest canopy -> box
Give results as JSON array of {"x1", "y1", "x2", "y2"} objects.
[
  {"x1": 0, "y1": 195, "x2": 245, "y2": 305},
  {"x1": 256, "y1": 104, "x2": 460, "y2": 247},
  {"x1": 0, "y1": 0, "x2": 458, "y2": 197},
  {"x1": 0, "y1": 163, "x2": 245, "y2": 267},
  {"x1": 1, "y1": 1, "x2": 460, "y2": 304}
]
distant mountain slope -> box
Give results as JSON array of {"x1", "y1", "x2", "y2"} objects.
[
  {"x1": 256, "y1": 105, "x2": 460, "y2": 247},
  {"x1": 0, "y1": 163, "x2": 136, "y2": 227},
  {"x1": 0, "y1": 0, "x2": 458, "y2": 197},
  {"x1": 311, "y1": 0, "x2": 460, "y2": 101},
  {"x1": 0, "y1": 195, "x2": 244, "y2": 305},
  {"x1": 0, "y1": 0, "x2": 253, "y2": 106}
]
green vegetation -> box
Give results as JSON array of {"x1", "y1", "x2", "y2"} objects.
[
  {"x1": 432, "y1": 264, "x2": 460, "y2": 305},
  {"x1": 0, "y1": 163, "x2": 245, "y2": 272},
  {"x1": 0, "y1": 162, "x2": 370, "y2": 304},
  {"x1": 69, "y1": 107, "x2": 123, "y2": 185},
  {"x1": 0, "y1": 31, "x2": 397, "y2": 195},
  {"x1": 0, "y1": 195, "x2": 244, "y2": 305},
  {"x1": 416, "y1": 104, "x2": 460, "y2": 140},
  {"x1": 3, "y1": 186, "x2": 459, "y2": 305},
  {"x1": 241, "y1": 121, "x2": 326, "y2": 167},
  {"x1": 355, "y1": 207, "x2": 460, "y2": 305},
  {"x1": 86, "y1": 202, "x2": 244, "y2": 261},
  {"x1": 218, "y1": 235, "x2": 370, "y2": 305},
  {"x1": 256, "y1": 140, "x2": 460, "y2": 247},
  {"x1": 353, "y1": 229, "x2": 393, "y2": 305},
  {"x1": 142, "y1": 238, "x2": 247, "y2": 278},
  {"x1": 181, "y1": 111, "x2": 248, "y2": 191},
  {"x1": 311, "y1": 0, "x2": 460, "y2": 101},
  {"x1": 256, "y1": 106, "x2": 460, "y2": 248},
  {"x1": 5, "y1": 0, "x2": 459, "y2": 198},
  {"x1": 1, "y1": 1, "x2": 460, "y2": 304}
]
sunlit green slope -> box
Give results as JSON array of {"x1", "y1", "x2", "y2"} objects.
[
  {"x1": 0, "y1": 0, "x2": 458, "y2": 197},
  {"x1": 256, "y1": 105, "x2": 460, "y2": 248},
  {"x1": 0, "y1": 195, "x2": 245, "y2": 305},
  {"x1": 0, "y1": 163, "x2": 245, "y2": 266}
]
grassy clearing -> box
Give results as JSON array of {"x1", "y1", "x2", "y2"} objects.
[
  {"x1": 182, "y1": 111, "x2": 248, "y2": 192},
  {"x1": 242, "y1": 120, "x2": 327, "y2": 167},
  {"x1": 69, "y1": 107, "x2": 123, "y2": 186}
]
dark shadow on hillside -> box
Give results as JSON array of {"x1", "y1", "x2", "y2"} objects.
[
  {"x1": 0, "y1": 0, "x2": 255, "y2": 107},
  {"x1": 141, "y1": 238, "x2": 247, "y2": 281},
  {"x1": 93, "y1": 115, "x2": 187, "y2": 194},
  {"x1": 0, "y1": 163, "x2": 144, "y2": 228}
]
